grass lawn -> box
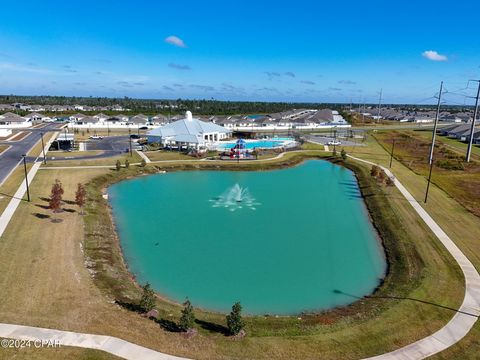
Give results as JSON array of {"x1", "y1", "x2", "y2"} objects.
[
  {"x1": 144, "y1": 151, "x2": 195, "y2": 162},
  {"x1": 43, "y1": 152, "x2": 143, "y2": 167},
  {"x1": 411, "y1": 129, "x2": 480, "y2": 159},
  {"x1": 342, "y1": 133, "x2": 480, "y2": 359},
  {"x1": 47, "y1": 150, "x2": 105, "y2": 159},
  {"x1": 0, "y1": 147, "x2": 470, "y2": 359},
  {"x1": 372, "y1": 130, "x2": 480, "y2": 217}
]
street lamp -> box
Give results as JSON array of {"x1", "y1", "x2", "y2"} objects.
[
  {"x1": 40, "y1": 132, "x2": 47, "y2": 164},
  {"x1": 22, "y1": 155, "x2": 30, "y2": 202},
  {"x1": 128, "y1": 128, "x2": 133, "y2": 156}
]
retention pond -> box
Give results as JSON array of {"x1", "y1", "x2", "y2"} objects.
[{"x1": 109, "y1": 160, "x2": 386, "y2": 315}]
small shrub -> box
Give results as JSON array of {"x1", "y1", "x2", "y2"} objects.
[
  {"x1": 370, "y1": 165, "x2": 380, "y2": 177},
  {"x1": 139, "y1": 283, "x2": 156, "y2": 312},
  {"x1": 125, "y1": 159, "x2": 130, "y2": 169},
  {"x1": 179, "y1": 299, "x2": 195, "y2": 331},
  {"x1": 226, "y1": 302, "x2": 245, "y2": 336},
  {"x1": 140, "y1": 159, "x2": 147, "y2": 167},
  {"x1": 115, "y1": 160, "x2": 121, "y2": 171},
  {"x1": 341, "y1": 148, "x2": 347, "y2": 161},
  {"x1": 435, "y1": 159, "x2": 464, "y2": 171}
]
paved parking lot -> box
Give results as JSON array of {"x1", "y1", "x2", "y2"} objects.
[{"x1": 85, "y1": 136, "x2": 131, "y2": 152}]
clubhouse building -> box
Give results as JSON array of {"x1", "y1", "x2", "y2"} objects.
[{"x1": 147, "y1": 111, "x2": 231, "y2": 150}]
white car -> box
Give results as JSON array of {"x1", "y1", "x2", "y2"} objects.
[
  {"x1": 327, "y1": 140, "x2": 341, "y2": 146},
  {"x1": 89, "y1": 135, "x2": 104, "y2": 140}
]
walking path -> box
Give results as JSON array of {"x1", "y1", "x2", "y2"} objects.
[
  {"x1": 136, "y1": 149, "x2": 151, "y2": 163},
  {"x1": 0, "y1": 152, "x2": 479, "y2": 359},
  {"x1": 0, "y1": 324, "x2": 189, "y2": 360},
  {"x1": 348, "y1": 155, "x2": 480, "y2": 360}
]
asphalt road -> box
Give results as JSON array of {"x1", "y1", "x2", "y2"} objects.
[{"x1": 0, "y1": 123, "x2": 63, "y2": 186}]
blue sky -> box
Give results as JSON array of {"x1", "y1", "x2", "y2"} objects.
[{"x1": 0, "y1": 0, "x2": 479, "y2": 104}]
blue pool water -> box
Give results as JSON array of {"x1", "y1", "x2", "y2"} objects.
[{"x1": 219, "y1": 138, "x2": 295, "y2": 150}]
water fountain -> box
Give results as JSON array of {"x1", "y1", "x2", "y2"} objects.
[{"x1": 210, "y1": 183, "x2": 260, "y2": 211}]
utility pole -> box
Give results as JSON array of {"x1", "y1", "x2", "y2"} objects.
[
  {"x1": 40, "y1": 132, "x2": 47, "y2": 164},
  {"x1": 128, "y1": 128, "x2": 133, "y2": 156},
  {"x1": 424, "y1": 81, "x2": 444, "y2": 203},
  {"x1": 428, "y1": 81, "x2": 443, "y2": 165},
  {"x1": 466, "y1": 80, "x2": 480, "y2": 162},
  {"x1": 376, "y1": 89, "x2": 383, "y2": 123},
  {"x1": 389, "y1": 138, "x2": 395, "y2": 168},
  {"x1": 22, "y1": 155, "x2": 30, "y2": 202}
]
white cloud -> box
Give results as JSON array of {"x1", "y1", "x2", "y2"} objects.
[
  {"x1": 422, "y1": 50, "x2": 448, "y2": 61},
  {"x1": 165, "y1": 35, "x2": 187, "y2": 48},
  {"x1": 0, "y1": 62, "x2": 53, "y2": 74}
]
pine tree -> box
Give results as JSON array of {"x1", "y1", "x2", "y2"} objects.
[
  {"x1": 139, "y1": 282, "x2": 155, "y2": 312},
  {"x1": 341, "y1": 148, "x2": 347, "y2": 161},
  {"x1": 115, "y1": 160, "x2": 121, "y2": 171},
  {"x1": 75, "y1": 183, "x2": 86, "y2": 215},
  {"x1": 125, "y1": 159, "x2": 130, "y2": 169},
  {"x1": 226, "y1": 302, "x2": 245, "y2": 336},
  {"x1": 179, "y1": 299, "x2": 195, "y2": 331}
]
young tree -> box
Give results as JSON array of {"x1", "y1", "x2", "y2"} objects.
[
  {"x1": 115, "y1": 160, "x2": 121, "y2": 171},
  {"x1": 179, "y1": 299, "x2": 195, "y2": 331},
  {"x1": 75, "y1": 183, "x2": 86, "y2": 215},
  {"x1": 386, "y1": 176, "x2": 395, "y2": 187},
  {"x1": 341, "y1": 148, "x2": 347, "y2": 161},
  {"x1": 49, "y1": 179, "x2": 64, "y2": 214},
  {"x1": 125, "y1": 159, "x2": 130, "y2": 169},
  {"x1": 139, "y1": 282, "x2": 156, "y2": 313},
  {"x1": 140, "y1": 158, "x2": 147, "y2": 167},
  {"x1": 226, "y1": 302, "x2": 245, "y2": 336}
]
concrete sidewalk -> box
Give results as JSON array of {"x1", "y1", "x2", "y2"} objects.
[
  {"x1": 349, "y1": 155, "x2": 480, "y2": 359},
  {"x1": 0, "y1": 323, "x2": 189, "y2": 360}
]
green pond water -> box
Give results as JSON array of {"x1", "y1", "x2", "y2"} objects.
[{"x1": 109, "y1": 160, "x2": 386, "y2": 315}]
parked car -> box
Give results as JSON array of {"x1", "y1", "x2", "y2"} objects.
[
  {"x1": 327, "y1": 140, "x2": 341, "y2": 146},
  {"x1": 89, "y1": 135, "x2": 103, "y2": 140}
]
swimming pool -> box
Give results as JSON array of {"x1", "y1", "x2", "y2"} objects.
[{"x1": 217, "y1": 137, "x2": 296, "y2": 150}]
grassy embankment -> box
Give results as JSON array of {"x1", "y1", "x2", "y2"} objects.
[
  {"x1": 342, "y1": 132, "x2": 480, "y2": 360},
  {"x1": 0, "y1": 145, "x2": 467, "y2": 359},
  {"x1": 373, "y1": 130, "x2": 480, "y2": 217}
]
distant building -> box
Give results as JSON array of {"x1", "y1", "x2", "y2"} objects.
[
  {"x1": 0, "y1": 112, "x2": 31, "y2": 127},
  {"x1": 147, "y1": 111, "x2": 231, "y2": 150}
]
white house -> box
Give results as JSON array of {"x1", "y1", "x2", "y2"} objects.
[
  {"x1": 70, "y1": 113, "x2": 86, "y2": 123},
  {"x1": 147, "y1": 111, "x2": 231, "y2": 150},
  {"x1": 94, "y1": 113, "x2": 109, "y2": 123},
  {"x1": 0, "y1": 112, "x2": 31, "y2": 128}
]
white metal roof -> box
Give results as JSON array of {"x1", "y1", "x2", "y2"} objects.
[{"x1": 147, "y1": 112, "x2": 230, "y2": 144}]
